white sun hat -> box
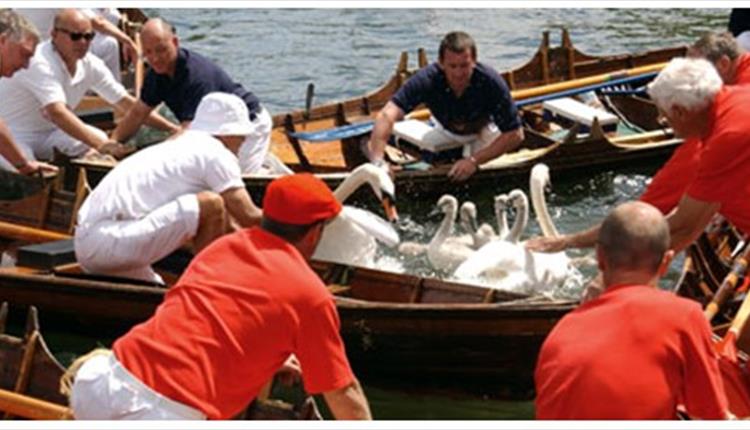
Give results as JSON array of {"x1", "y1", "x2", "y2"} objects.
[{"x1": 189, "y1": 92, "x2": 254, "y2": 136}]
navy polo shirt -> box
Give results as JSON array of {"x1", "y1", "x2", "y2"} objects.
[
  {"x1": 391, "y1": 62, "x2": 520, "y2": 135},
  {"x1": 141, "y1": 47, "x2": 261, "y2": 122}
]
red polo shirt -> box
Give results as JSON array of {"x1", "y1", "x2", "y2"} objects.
[
  {"x1": 639, "y1": 137, "x2": 702, "y2": 214},
  {"x1": 535, "y1": 284, "x2": 727, "y2": 420},
  {"x1": 687, "y1": 86, "x2": 750, "y2": 234},
  {"x1": 113, "y1": 227, "x2": 355, "y2": 419},
  {"x1": 733, "y1": 53, "x2": 750, "y2": 85}
]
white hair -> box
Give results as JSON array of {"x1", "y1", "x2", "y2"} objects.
[{"x1": 647, "y1": 57, "x2": 723, "y2": 113}]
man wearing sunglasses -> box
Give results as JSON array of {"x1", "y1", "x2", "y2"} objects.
[
  {"x1": 0, "y1": 9, "x2": 175, "y2": 171},
  {"x1": 0, "y1": 9, "x2": 58, "y2": 175}
]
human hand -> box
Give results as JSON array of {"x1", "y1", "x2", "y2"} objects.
[
  {"x1": 17, "y1": 160, "x2": 59, "y2": 176},
  {"x1": 580, "y1": 273, "x2": 605, "y2": 304},
  {"x1": 276, "y1": 354, "x2": 302, "y2": 386},
  {"x1": 525, "y1": 235, "x2": 568, "y2": 253},
  {"x1": 99, "y1": 141, "x2": 134, "y2": 159},
  {"x1": 447, "y1": 158, "x2": 477, "y2": 182}
]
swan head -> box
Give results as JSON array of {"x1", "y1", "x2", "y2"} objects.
[
  {"x1": 508, "y1": 189, "x2": 528, "y2": 210},
  {"x1": 494, "y1": 194, "x2": 510, "y2": 213},
  {"x1": 437, "y1": 194, "x2": 458, "y2": 213},
  {"x1": 459, "y1": 201, "x2": 479, "y2": 232},
  {"x1": 337, "y1": 163, "x2": 399, "y2": 222},
  {"x1": 530, "y1": 163, "x2": 551, "y2": 191}
]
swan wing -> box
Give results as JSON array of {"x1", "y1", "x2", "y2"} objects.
[
  {"x1": 340, "y1": 206, "x2": 400, "y2": 247},
  {"x1": 313, "y1": 215, "x2": 377, "y2": 266},
  {"x1": 454, "y1": 241, "x2": 522, "y2": 279}
]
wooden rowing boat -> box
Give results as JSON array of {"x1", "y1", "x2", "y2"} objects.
[
  {"x1": 0, "y1": 299, "x2": 321, "y2": 420},
  {"x1": 71, "y1": 29, "x2": 686, "y2": 200},
  {"x1": 0, "y1": 198, "x2": 576, "y2": 399}
]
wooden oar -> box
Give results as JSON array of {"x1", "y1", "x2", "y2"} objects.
[
  {"x1": 406, "y1": 62, "x2": 667, "y2": 121},
  {"x1": 0, "y1": 388, "x2": 72, "y2": 420},
  {"x1": 705, "y1": 242, "x2": 750, "y2": 321},
  {"x1": 0, "y1": 221, "x2": 71, "y2": 243},
  {"x1": 715, "y1": 291, "x2": 750, "y2": 418}
]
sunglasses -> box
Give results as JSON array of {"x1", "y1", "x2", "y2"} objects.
[{"x1": 55, "y1": 28, "x2": 95, "y2": 42}]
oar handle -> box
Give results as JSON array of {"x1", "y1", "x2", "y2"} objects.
[
  {"x1": 728, "y1": 291, "x2": 750, "y2": 337},
  {"x1": 0, "y1": 221, "x2": 71, "y2": 243},
  {"x1": 0, "y1": 388, "x2": 72, "y2": 420},
  {"x1": 705, "y1": 243, "x2": 750, "y2": 321}
]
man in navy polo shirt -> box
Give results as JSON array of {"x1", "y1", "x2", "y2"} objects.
[
  {"x1": 111, "y1": 17, "x2": 272, "y2": 174},
  {"x1": 367, "y1": 31, "x2": 524, "y2": 181}
]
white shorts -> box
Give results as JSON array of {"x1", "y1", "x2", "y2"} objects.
[
  {"x1": 71, "y1": 352, "x2": 206, "y2": 420},
  {"x1": 431, "y1": 117, "x2": 502, "y2": 158},
  {"x1": 238, "y1": 107, "x2": 272, "y2": 174},
  {"x1": 74, "y1": 194, "x2": 200, "y2": 284},
  {"x1": 0, "y1": 126, "x2": 104, "y2": 171}
]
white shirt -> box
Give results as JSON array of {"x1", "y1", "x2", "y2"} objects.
[
  {"x1": 77, "y1": 130, "x2": 244, "y2": 226},
  {"x1": 0, "y1": 40, "x2": 127, "y2": 134}
]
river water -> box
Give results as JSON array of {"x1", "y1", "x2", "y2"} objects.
[{"x1": 45, "y1": 7, "x2": 731, "y2": 419}]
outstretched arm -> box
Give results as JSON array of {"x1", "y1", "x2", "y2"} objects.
[{"x1": 367, "y1": 101, "x2": 405, "y2": 163}]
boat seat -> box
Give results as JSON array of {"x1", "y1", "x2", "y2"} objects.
[
  {"x1": 16, "y1": 239, "x2": 76, "y2": 271},
  {"x1": 542, "y1": 97, "x2": 619, "y2": 132},
  {"x1": 287, "y1": 121, "x2": 374, "y2": 142},
  {"x1": 392, "y1": 120, "x2": 464, "y2": 153}
]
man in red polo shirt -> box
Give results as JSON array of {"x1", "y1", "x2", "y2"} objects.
[
  {"x1": 68, "y1": 174, "x2": 372, "y2": 420},
  {"x1": 535, "y1": 201, "x2": 728, "y2": 419}
]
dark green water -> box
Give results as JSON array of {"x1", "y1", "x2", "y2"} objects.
[{"x1": 40, "y1": 7, "x2": 731, "y2": 420}]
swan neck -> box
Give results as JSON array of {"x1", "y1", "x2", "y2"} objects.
[
  {"x1": 334, "y1": 170, "x2": 367, "y2": 202},
  {"x1": 495, "y1": 205, "x2": 509, "y2": 239},
  {"x1": 508, "y1": 199, "x2": 529, "y2": 243},
  {"x1": 430, "y1": 204, "x2": 456, "y2": 246},
  {"x1": 530, "y1": 176, "x2": 560, "y2": 238}
]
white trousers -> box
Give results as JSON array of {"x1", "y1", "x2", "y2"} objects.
[
  {"x1": 238, "y1": 107, "x2": 272, "y2": 174},
  {"x1": 0, "y1": 126, "x2": 105, "y2": 171},
  {"x1": 431, "y1": 118, "x2": 502, "y2": 158},
  {"x1": 71, "y1": 352, "x2": 206, "y2": 420},
  {"x1": 74, "y1": 194, "x2": 200, "y2": 284}
]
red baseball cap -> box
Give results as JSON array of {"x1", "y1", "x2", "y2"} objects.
[{"x1": 263, "y1": 173, "x2": 342, "y2": 225}]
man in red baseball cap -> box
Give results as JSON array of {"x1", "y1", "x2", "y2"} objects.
[{"x1": 67, "y1": 173, "x2": 372, "y2": 421}]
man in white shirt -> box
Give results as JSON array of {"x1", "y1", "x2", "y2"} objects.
[
  {"x1": 16, "y1": 8, "x2": 138, "y2": 81},
  {"x1": 0, "y1": 9, "x2": 57, "y2": 175},
  {"x1": 74, "y1": 92, "x2": 263, "y2": 284},
  {"x1": 0, "y1": 9, "x2": 175, "y2": 172}
]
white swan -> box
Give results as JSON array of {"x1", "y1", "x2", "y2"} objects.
[
  {"x1": 505, "y1": 189, "x2": 529, "y2": 243},
  {"x1": 426, "y1": 195, "x2": 476, "y2": 273},
  {"x1": 459, "y1": 201, "x2": 497, "y2": 250},
  {"x1": 313, "y1": 163, "x2": 399, "y2": 267},
  {"x1": 453, "y1": 164, "x2": 576, "y2": 294},
  {"x1": 397, "y1": 197, "x2": 477, "y2": 257}
]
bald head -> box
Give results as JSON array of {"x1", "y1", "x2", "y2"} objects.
[
  {"x1": 598, "y1": 201, "x2": 670, "y2": 275},
  {"x1": 142, "y1": 18, "x2": 175, "y2": 41},
  {"x1": 141, "y1": 18, "x2": 179, "y2": 76},
  {"x1": 53, "y1": 9, "x2": 91, "y2": 34}
]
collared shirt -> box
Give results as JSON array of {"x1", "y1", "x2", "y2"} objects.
[
  {"x1": 114, "y1": 227, "x2": 355, "y2": 419},
  {"x1": 391, "y1": 62, "x2": 521, "y2": 135},
  {"x1": 687, "y1": 85, "x2": 750, "y2": 234},
  {"x1": 0, "y1": 40, "x2": 127, "y2": 134},
  {"x1": 535, "y1": 284, "x2": 727, "y2": 420},
  {"x1": 141, "y1": 47, "x2": 260, "y2": 122}
]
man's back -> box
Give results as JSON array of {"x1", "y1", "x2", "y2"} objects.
[
  {"x1": 113, "y1": 227, "x2": 354, "y2": 419},
  {"x1": 535, "y1": 284, "x2": 726, "y2": 419},
  {"x1": 77, "y1": 130, "x2": 242, "y2": 226}
]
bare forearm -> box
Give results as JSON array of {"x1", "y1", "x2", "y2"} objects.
[
  {"x1": 323, "y1": 380, "x2": 372, "y2": 420},
  {"x1": 111, "y1": 105, "x2": 150, "y2": 142},
  {"x1": 46, "y1": 105, "x2": 106, "y2": 149},
  {"x1": 0, "y1": 121, "x2": 30, "y2": 168},
  {"x1": 368, "y1": 113, "x2": 395, "y2": 161},
  {"x1": 564, "y1": 224, "x2": 601, "y2": 250},
  {"x1": 143, "y1": 110, "x2": 179, "y2": 133},
  {"x1": 223, "y1": 188, "x2": 262, "y2": 229},
  {"x1": 472, "y1": 127, "x2": 524, "y2": 164}
]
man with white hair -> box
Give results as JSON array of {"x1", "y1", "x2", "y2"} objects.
[
  {"x1": 74, "y1": 92, "x2": 262, "y2": 284},
  {"x1": 0, "y1": 9, "x2": 175, "y2": 172},
  {"x1": 648, "y1": 57, "x2": 750, "y2": 252},
  {"x1": 0, "y1": 9, "x2": 57, "y2": 175}
]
